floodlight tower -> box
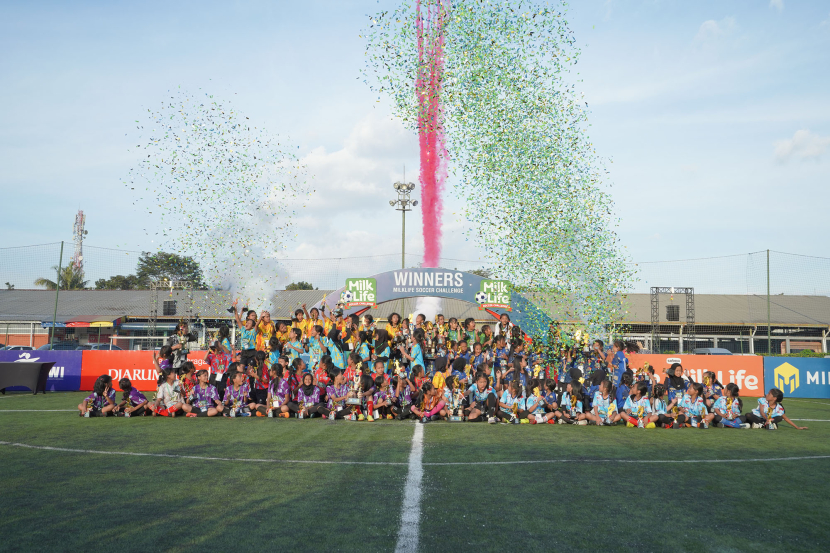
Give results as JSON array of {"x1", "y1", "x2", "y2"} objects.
[
  {"x1": 72, "y1": 210, "x2": 88, "y2": 277},
  {"x1": 390, "y1": 178, "x2": 417, "y2": 269}
]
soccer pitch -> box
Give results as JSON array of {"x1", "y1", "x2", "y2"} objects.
[{"x1": 1, "y1": 393, "x2": 829, "y2": 552}]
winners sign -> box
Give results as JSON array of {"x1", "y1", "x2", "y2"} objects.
[
  {"x1": 475, "y1": 280, "x2": 512, "y2": 311},
  {"x1": 341, "y1": 278, "x2": 377, "y2": 308}
]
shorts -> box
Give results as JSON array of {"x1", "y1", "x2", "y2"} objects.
[{"x1": 251, "y1": 388, "x2": 268, "y2": 405}]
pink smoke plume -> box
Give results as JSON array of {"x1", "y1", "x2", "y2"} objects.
[{"x1": 416, "y1": 0, "x2": 447, "y2": 268}]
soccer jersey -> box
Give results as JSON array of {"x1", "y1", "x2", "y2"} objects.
[
  {"x1": 499, "y1": 390, "x2": 526, "y2": 413},
  {"x1": 190, "y1": 384, "x2": 220, "y2": 410},
  {"x1": 157, "y1": 381, "x2": 182, "y2": 408},
  {"x1": 308, "y1": 336, "x2": 326, "y2": 369},
  {"x1": 652, "y1": 398, "x2": 668, "y2": 416},
  {"x1": 611, "y1": 351, "x2": 627, "y2": 386},
  {"x1": 680, "y1": 394, "x2": 707, "y2": 417},
  {"x1": 525, "y1": 393, "x2": 545, "y2": 415},
  {"x1": 560, "y1": 391, "x2": 582, "y2": 416},
  {"x1": 623, "y1": 396, "x2": 652, "y2": 418},
  {"x1": 752, "y1": 397, "x2": 785, "y2": 419},
  {"x1": 241, "y1": 328, "x2": 257, "y2": 351},
  {"x1": 358, "y1": 342, "x2": 371, "y2": 362},
  {"x1": 470, "y1": 386, "x2": 494, "y2": 404},
  {"x1": 326, "y1": 383, "x2": 350, "y2": 410},
  {"x1": 593, "y1": 392, "x2": 617, "y2": 418},
  {"x1": 285, "y1": 340, "x2": 303, "y2": 362},
  {"x1": 126, "y1": 389, "x2": 147, "y2": 407},
  {"x1": 223, "y1": 384, "x2": 249, "y2": 408},
  {"x1": 493, "y1": 347, "x2": 510, "y2": 370},
  {"x1": 269, "y1": 378, "x2": 291, "y2": 407},
  {"x1": 84, "y1": 392, "x2": 111, "y2": 410},
  {"x1": 713, "y1": 396, "x2": 742, "y2": 420},
  {"x1": 410, "y1": 343, "x2": 425, "y2": 372},
  {"x1": 297, "y1": 386, "x2": 320, "y2": 405},
  {"x1": 375, "y1": 345, "x2": 391, "y2": 372},
  {"x1": 256, "y1": 321, "x2": 275, "y2": 351},
  {"x1": 327, "y1": 338, "x2": 346, "y2": 370}
]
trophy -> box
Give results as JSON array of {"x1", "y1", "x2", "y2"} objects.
[
  {"x1": 510, "y1": 400, "x2": 519, "y2": 423},
  {"x1": 448, "y1": 379, "x2": 464, "y2": 422},
  {"x1": 298, "y1": 401, "x2": 305, "y2": 419}
]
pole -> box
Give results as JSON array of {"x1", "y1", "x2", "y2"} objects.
[
  {"x1": 401, "y1": 209, "x2": 406, "y2": 269},
  {"x1": 50, "y1": 241, "x2": 64, "y2": 348},
  {"x1": 767, "y1": 249, "x2": 771, "y2": 355}
]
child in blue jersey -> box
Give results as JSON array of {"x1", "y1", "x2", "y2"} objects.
[
  {"x1": 650, "y1": 384, "x2": 675, "y2": 428},
  {"x1": 616, "y1": 373, "x2": 633, "y2": 418},
  {"x1": 233, "y1": 305, "x2": 258, "y2": 362},
  {"x1": 680, "y1": 382, "x2": 708, "y2": 428},
  {"x1": 307, "y1": 324, "x2": 327, "y2": 372},
  {"x1": 325, "y1": 328, "x2": 347, "y2": 371},
  {"x1": 524, "y1": 379, "x2": 548, "y2": 424},
  {"x1": 701, "y1": 371, "x2": 724, "y2": 409},
  {"x1": 284, "y1": 328, "x2": 305, "y2": 363},
  {"x1": 555, "y1": 381, "x2": 587, "y2": 425},
  {"x1": 541, "y1": 379, "x2": 560, "y2": 420},
  {"x1": 503, "y1": 357, "x2": 528, "y2": 388},
  {"x1": 356, "y1": 331, "x2": 371, "y2": 364},
  {"x1": 608, "y1": 340, "x2": 628, "y2": 387},
  {"x1": 711, "y1": 382, "x2": 742, "y2": 428},
  {"x1": 622, "y1": 381, "x2": 653, "y2": 428},
  {"x1": 466, "y1": 373, "x2": 498, "y2": 423},
  {"x1": 492, "y1": 335, "x2": 510, "y2": 373},
  {"x1": 586, "y1": 379, "x2": 618, "y2": 426},
  {"x1": 470, "y1": 341, "x2": 488, "y2": 370},
  {"x1": 664, "y1": 363, "x2": 689, "y2": 403},
  {"x1": 496, "y1": 380, "x2": 528, "y2": 424},
  {"x1": 743, "y1": 388, "x2": 807, "y2": 430},
  {"x1": 399, "y1": 329, "x2": 426, "y2": 376}
]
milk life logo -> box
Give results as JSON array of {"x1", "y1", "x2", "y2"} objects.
[
  {"x1": 475, "y1": 280, "x2": 512, "y2": 311},
  {"x1": 774, "y1": 362, "x2": 800, "y2": 394},
  {"x1": 341, "y1": 278, "x2": 377, "y2": 308}
]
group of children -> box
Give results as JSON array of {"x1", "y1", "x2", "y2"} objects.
[{"x1": 74, "y1": 305, "x2": 808, "y2": 431}]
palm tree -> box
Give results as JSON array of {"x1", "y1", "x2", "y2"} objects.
[{"x1": 35, "y1": 265, "x2": 88, "y2": 290}]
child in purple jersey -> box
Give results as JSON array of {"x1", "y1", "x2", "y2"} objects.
[
  {"x1": 223, "y1": 371, "x2": 253, "y2": 417},
  {"x1": 319, "y1": 371, "x2": 351, "y2": 420},
  {"x1": 290, "y1": 373, "x2": 322, "y2": 418},
  {"x1": 78, "y1": 375, "x2": 115, "y2": 417},
  {"x1": 183, "y1": 370, "x2": 223, "y2": 417},
  {"x1": 372, "y1": 375, "x2": 393, "y2": 419},
  {"x1": 153, "y1": 345, "x2": 174, "y2": 376},
  {"x1": 267, "y1": 365, "x2": 292, "y2": 418},
  {"x1": 114, "y1": 378, "x2": 147, "y2": 417}
]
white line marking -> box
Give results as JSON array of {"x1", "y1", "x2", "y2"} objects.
[
  {"x1": 788, "y1": 400, "x2": 830, "y2": 407},
  {"x1": 395, "y1": 423, "x2": 424, "y2": 553},
  {"x1": 791, "y1": 419, "x2": 830, "y2": 422},
  {"x1": 1, "y1": 440, "x2": 829, "y2": 466}
]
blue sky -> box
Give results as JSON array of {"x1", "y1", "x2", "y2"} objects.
[{"x1": 1, "y1": 0, "x2": 829, "y2": 271}]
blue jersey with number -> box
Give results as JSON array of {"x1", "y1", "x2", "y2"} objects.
[
  {"x1": 593, "y1": 392, "x2": 617, "y2": 417},
  {"x1": 623, "y1": 396, "x2": 652, "y2": 418}
]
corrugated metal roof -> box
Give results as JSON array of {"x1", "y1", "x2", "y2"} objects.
[{"x1": 0, "y1": 290, "x2": 828, "y2": 327}]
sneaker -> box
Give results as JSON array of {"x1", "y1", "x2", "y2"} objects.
[
  {"x1": 602, "y1": 420, "x2": 612, "y2": 426},
  {"x1": 488, "y1": 416, "x2": 497, "y2": 424},
  {"x1": 626, "y1": 421, "x2": 635, "y2": 428},
  {"x1": 751, "y1": 423, "x2": 761, "y2": 429},
  {"x1": 387, "y1": 414, "x2": 393, "y2": 420},
  {"x1": 529, "y1": 418, "x2": 537, "y2": 425},
  {"x1": 768, "y1": 423, "x2": 777, "y2": 430},
  {"x1": 520, "y1": 418, "x2": 529, "y2": 424},
  {"x1": 576, "y1": 420, "x2": 588, "y2": 426},
  {"x1": 240, "y1": 412, "x2": 251, "y2": 417},
  {"x1": 186, "y1": 413, "x2": 198, "y2": 418},
  {"x1": 255, "y1": 411, "x2": 265, "y2": 417},
  {"x1": 557, "y1": 419, "x2": 565, "y2": 425},
  {"x1": 645, "y1": 422, "x2": 656, "y2": 429},
  {"x1": 535, "y1": 414, "x2": 545, "y2": 424},
  {"x1": 741, "y1": 422, "x2": 750, "y2": 429},
  {"x1": 358, "y1": 414, "x2": 365, "y2": 421},
  {"x1": 367, "y1": 416, "x2": 375, "y2": 422},
  {"x1": 716, "y1": 422, "x2": 724, "y2": 428},
  {"x1": 420, "y1": 417, "x2": 429, "y2": 424},
  {"x1": 279, "y1": 412, "x2": 290, "y2": 419}
]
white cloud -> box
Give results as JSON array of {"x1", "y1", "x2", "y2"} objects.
[
  {"x1": 769, "y1": 0, "x2": 784, "y2": 12},
  {"x1": 774, "y1": 129, "x2": 830, "y2": 162},
  {"x1": 694, "y1": 16, "x2": 737, "y2": 43}
]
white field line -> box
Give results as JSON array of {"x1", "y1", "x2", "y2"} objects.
[
  {"x1": 1, "y1": 439, "x2": 829, "y2": 466},
  {"x1": 394, "y1": 423, "x2": 424, "y2": 553},
  {"x1": 788, "y1": 400, "x2": 830, "y2": 407}
]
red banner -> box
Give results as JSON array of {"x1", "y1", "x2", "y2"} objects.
[
  {"x1": 627, "y1": 353, "x2": 765, "y2": 396},
  {"x1": 80, "y1": 351, "x2": 209, "y2": 391}
]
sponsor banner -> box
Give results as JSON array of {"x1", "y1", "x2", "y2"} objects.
[
  {"x1": 764, "y1": 357, "x2": 830, "y2": 399},
  {"x1": 80, "y1": 351, "x2": 209, "y2": 391},
  {"x1": 0, "y1": 350, "x2": 82, "y2": 391},
  {"x1": 476, "y1": 279, "x2": 512, "y2": 311},
  {"x1": 341, "y1": 278, "x2": 378, "y2": 308},
  {"x1": 628, "y1": 353, "x2": 764, "y2": 396}
]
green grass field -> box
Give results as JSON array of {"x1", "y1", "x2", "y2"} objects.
[{"x1": 1, "y1": 392, "x2": 829, "y2": 552}]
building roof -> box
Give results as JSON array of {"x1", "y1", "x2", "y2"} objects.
[{"x1": 0, "y1": 290, "x2": 827, "y2": 327}]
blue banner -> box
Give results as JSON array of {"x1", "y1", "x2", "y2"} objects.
[
  {"x1": 763, "y1": 357, "x2": 830, "y2": 399},
  {"x1": 0, "y1": 350, "x2": 82, "y2": 391}
]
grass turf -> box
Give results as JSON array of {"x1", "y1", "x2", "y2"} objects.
[{"x1": 1, "y1": 392, "x2": 829, "y2": 552}]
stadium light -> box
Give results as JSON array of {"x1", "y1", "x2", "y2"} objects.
[{"x1": 390, "y1": 173, "x2": 417, "y2": 269}]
